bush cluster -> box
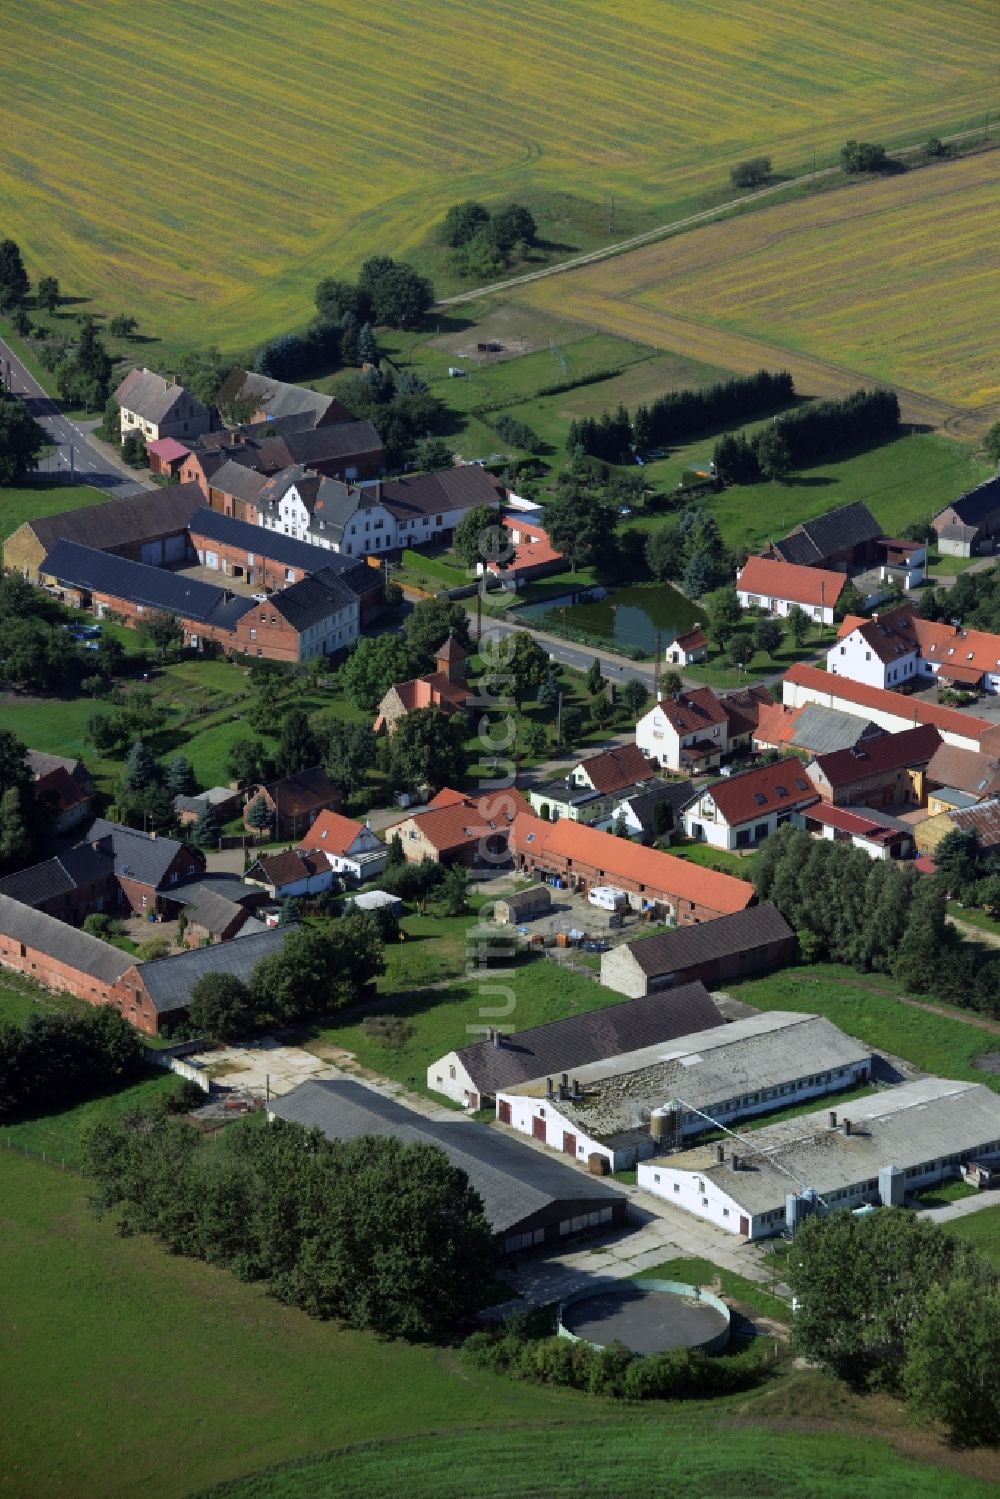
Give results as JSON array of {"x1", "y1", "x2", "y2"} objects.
[
  {"x1": 463, "y1": 1314, "x2": 768, "y2": 1400},
  {"x1": 756, "y1": 826, "x2": 1000, "y2": 1018},
  {"x1": 85, "y1": 1113, "x2": 497, "y2": 1339},
  {"x1": 0, "y1": 1008, "x2": 145, "y2": 1120}
]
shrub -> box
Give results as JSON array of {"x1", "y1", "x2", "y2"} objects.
[{"x1": 730, "y1": 156, "x2": 772, "y2": 188}]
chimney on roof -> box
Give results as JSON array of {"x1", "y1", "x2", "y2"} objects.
[
  {"x1": 842, "y1": 1118, "x2": 852, "y2": 1137},
  {"x1": 829, "y1": 1110, "x2": 838, "y2": 1129},
  {"x1": 715, "y1": 1143, "x2": 725, "y2": 1164},
  {"x1": 546, "y1": 1076, "x2": 554, "y2": 1097},
  {"x1": 571, "y1": 1077, "x2": 583, "y2": 1101},
  {"x1": 730, "y1": 1153, "x2": 740, "y2": 1171},
  {"x1": 489, "y1": 1027, "x2": 501, "y2": 1049}
]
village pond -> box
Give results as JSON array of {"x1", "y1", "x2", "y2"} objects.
[{"x1": 517, "y1": 581, "x2": 702, "y2": 656}]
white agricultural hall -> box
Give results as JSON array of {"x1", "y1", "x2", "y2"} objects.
[
  {"x1": 494, "y1": 1011, "x2": 872, "y2": 1172},
  {"x1": 637, "y1": 1077, "x2": 1000, "y2": 1240}
]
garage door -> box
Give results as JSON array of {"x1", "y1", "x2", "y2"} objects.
[
  {"x1": 164, "y1": 534, "x2": 187, "y2": 563},
  {"x1": 140, "y1": 540, "x2": 163, "y2": 565}
]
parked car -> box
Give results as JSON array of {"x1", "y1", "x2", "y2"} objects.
[{"x1": 582, "y1": 939, "x2": 609, "y2": 953}]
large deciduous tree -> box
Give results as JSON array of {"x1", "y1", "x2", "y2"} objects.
[
  {"x1": 0, "y1": 391, "x2": 46, "y2": 484},
  {"x1": 341, "y1": 633, "x2": 414, "y2": 713},
  {"x1": 452, "y1": 506, "x2": 512, "y2": 573},
  {"x1": 385, "y1": 705, "x2": 467, "y2": 792}
]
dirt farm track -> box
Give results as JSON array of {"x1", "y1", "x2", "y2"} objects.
[{"x1": 516, "y1": 151, "x2": 1000, "y2": 441}]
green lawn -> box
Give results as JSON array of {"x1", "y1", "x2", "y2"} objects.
[
  {"x1": 634, "y1": 1256, "x2": 789, "y2": 1321},
  {"x1": 307, "y1": 954, "x2": 628, "y2": 1097},
  {"x1": 927, "y1": 551, "x2": 985, "y2": 578},
  {"x1": 193, "y1": 1416, "x2": 996, "y2": 1499},
  {"x1": 0, "y1": 480, "x2": 108, "y2": 551},
  {"x1": 0, "y1": 970, "x2": 94, "y2": 1028},
  {"x1": 943, "y1": 1204, "x2": 1000, "y2": 1271},
  {"x1": 668, "y1": 836, "x2": 759, "y2": 880},
  {"x1": 947, "y1": 901, "x2": 1000, "y2": 937},
  {"x1": 733, "y1": 965, "x2": 999, "y2": 1086},
  {"x1": 0, "y1": 1069, "x2": 181, "y2": 1169}
]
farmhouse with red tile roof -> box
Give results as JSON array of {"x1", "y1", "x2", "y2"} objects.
[{"x1": 737, "y1": 556, "x2": 846, "y2": 625}]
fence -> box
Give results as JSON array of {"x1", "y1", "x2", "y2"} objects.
[
  {"x1": 1, "y1": 1135, "x2": 86, "y2": 1177},
  {"x1": 144, "y1": 1043, "x2": 212, "y2": 1093}
]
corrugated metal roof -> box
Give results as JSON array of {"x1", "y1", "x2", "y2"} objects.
[
  {"x1": 662, "y1": 1078, "x2": 1000, "y2": 1216},
  {"x1": 268, "y1": 1078, "x2": 622, "y2": 1235},
  {"x1": 509, "y1": 1012, "x2": 871, "y2": 1142}
]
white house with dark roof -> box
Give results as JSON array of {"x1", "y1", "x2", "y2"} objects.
[
  {"x1": 427, "y1": 981, "x2": 723, "y2": 1107},
  {"x1": 635, "y1": 688, "x2": 730, "y2": 772}
]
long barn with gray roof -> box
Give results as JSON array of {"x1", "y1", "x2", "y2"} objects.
[{"x1": 269, "y1": 1077, "x2": 626, "y2": 1253}]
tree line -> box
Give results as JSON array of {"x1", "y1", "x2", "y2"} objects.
[
  {"x1": 790, "y1": 1209, "x2": 999, "y2": 1444},
  {"x1": 755, "y1": 826, "x2": 1000, "y2": 1018},
  {"x1": 0, "y1": 1007, "x2": 145, "y2": 1120},
  {"x1": 714, "y1": 387, "x2": 900, "y2": 484},
  {"x1": 83, "y1": 1110, "x2": 497, "y2": 1339},
  {"x1": 568, "y1": 370, "x2": 795, "y2": 463}
]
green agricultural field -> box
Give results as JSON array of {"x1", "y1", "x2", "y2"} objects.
[
  {"x1": 1, "y1": 2, "x2": 997, "y2": 351},
  {"x1": 3, "y1": 1153, "x2": 996, "y2": 1499},
  {"x1": 733, "y1": 965, "x2": 999, "y2": 1085}
]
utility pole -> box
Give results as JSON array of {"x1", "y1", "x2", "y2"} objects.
[
  {"x1": 556, "y1": 690, "x2": 563, "y2": 746},
  {"x1": 608, "y1": 195, "x2": 615, "y2": 235},
  {"x1": 812, "y1": 145, "x2": 816, "y2": 179},
  {"x1": 476, "y1": 575, "x2": 483, "y2": 642},
  {"x1": 69, "y1": 442, "x2": 75, "y2": 483},
  {"x1": 653, "y1": 629, "x2": 662, "y2": 701}
]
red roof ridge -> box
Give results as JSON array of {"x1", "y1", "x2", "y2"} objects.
[
  {"x1": 738, "y1": 556, "x2": 847, "y2": 609},
  {"x1": 509, "y1": 813, "x2": 753, "y2": 915},
  {"x1": 783, "y1": 663, "x2": 992, "y2": 744}
]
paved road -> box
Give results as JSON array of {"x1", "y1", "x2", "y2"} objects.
[
  {"x1": 436, "y1": 126, "x2": 995, "y2": 311},
  {"x1": 0, "y1": 334, "x2": 150, "y2": 497}
]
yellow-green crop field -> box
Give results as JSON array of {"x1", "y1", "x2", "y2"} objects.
[
  {"x1": 517, "y1": 151, "x2": 1000, "y2": 432},
  {"x1": 1, "y1": 0, "x2": 997, "y2": 349}
]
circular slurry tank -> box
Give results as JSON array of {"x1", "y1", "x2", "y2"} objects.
[{"x1": 558, "y1": 1279, "x2": 731, "y2": 1356}]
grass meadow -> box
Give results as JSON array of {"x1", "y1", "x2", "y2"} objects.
[
  {"x1": 3, "y1": 1149, "x2": 998, "y2": 1499},
  {"x1": 0, "y1": 2, "x2": 997, "y2": 350},
  {"x1": 518, "y1": 152, "x2": 1000, "y2": 425},
  {"x1": 731, "y1": 965, "x2": 1000, "y2": 1086}
]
